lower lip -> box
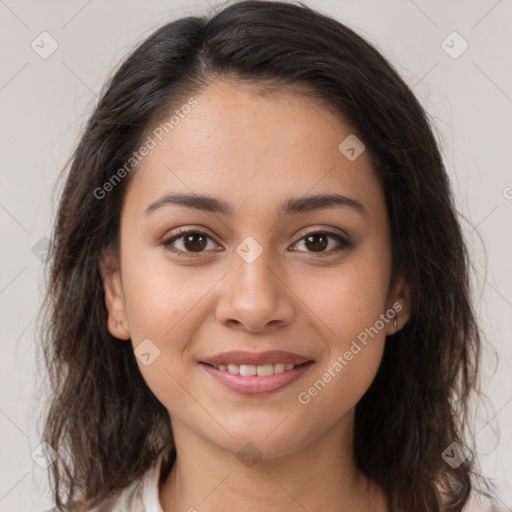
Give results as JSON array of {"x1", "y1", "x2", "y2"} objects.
[{"x1": 200, "y1": 362, "x2": 314, "y2": 395}]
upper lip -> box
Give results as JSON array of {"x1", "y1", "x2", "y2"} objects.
[{"x1": 200, "y1": 350, "x2": 313, "y2": 366}]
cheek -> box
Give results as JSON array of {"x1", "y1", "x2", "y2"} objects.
[
  {"x1": 120, "y1": 236, "x2": 202, "y2": 339},
  {"x1": 119, "y1": 241, "x2": 198, "y2": 382},
  {"x1": 296, "y1": 266, "x2": 390, "y2": 412},
  {"x1": 119, "y1": 247, "x2": 205, "y2": 416},
  {"x1": 294, "y1": 247, "x2": 390, "y2": 405},
  {"x1": 304, "y1": 252, "x2": 391, "y2": 347},
  {"x1": 119, "y1": 241, "x2": 225, "y2": 382}
]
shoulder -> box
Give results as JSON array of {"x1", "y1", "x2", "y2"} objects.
[{"x1": 38, "y1": 447, "x2": 170, "y2": 512}]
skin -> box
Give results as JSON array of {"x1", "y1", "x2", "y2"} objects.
[{"x1": 100, "y1": 80, "x2": 410, "y2": 512}]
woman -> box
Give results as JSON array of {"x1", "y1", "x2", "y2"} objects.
[{"x1": 37, "y1": 1, "x2": 497, "y2": 510}]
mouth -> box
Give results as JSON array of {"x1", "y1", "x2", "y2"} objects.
[{"x1": 199, "y1": 350, "x2": 314, "y2": 395}]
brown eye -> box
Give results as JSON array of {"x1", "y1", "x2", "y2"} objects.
[
  {"x1": 162, "y1": 230, "x2": 219, "y2": 256},
  {"x1": 181, "y1": 232, "x2": 208, "y2": 252},
  {"x1": 304, "y1": 233, "x2": 329, "y2": 252},
  {"x1": 292, "y1": 230, "x2": 353, "y2": 256}
]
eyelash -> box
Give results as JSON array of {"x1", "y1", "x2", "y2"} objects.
[{"x1": 161, "y1": 228, "x2": 353, "y2": 258}]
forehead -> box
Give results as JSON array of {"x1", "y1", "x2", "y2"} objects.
[{"x1": 123, "y1": 80, "x2": 383, "y2": 220}]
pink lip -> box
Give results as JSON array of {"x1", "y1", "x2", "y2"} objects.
[
  {"x1": 200, "y1": 350, "x2": 311, "y2": 366},
  {"x1": 200, "y1": 361, "x2": 314, "y2": 395}
]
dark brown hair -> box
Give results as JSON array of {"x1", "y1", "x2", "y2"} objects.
[{"x1": 37, "y1": 1, "x2": 494, "y2": 510}]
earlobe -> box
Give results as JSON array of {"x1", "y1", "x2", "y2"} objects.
[
  {"x1": 109, "y1": 316, "x2": 131, "y2": 340},
  {"x1": 99, "y1": 254, "x2": 131, "y2": 340},
  {"x1": 385, "y1": 274, "x2": 411, "y2": 335}
]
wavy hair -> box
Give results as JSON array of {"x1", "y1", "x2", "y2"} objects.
[{"x1": 37, "y1": 1, "x2": 494, "y2": 510}]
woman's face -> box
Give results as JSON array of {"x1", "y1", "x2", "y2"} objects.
[{"x1": 101, "y1": 80, "x2": 408, "y2": 459}]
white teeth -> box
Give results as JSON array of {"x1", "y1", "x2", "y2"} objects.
[
  {"x1": 227, "y1": 364, "x2": 240, "y2": 375},
  {"x1": 256, "y1": 364, "x2": 274, "y2": 376},
  {"x1": 273, "y1": 363, "x2": 285, "y2": 374},
  {"x1": 214, "y1": 362, "x2": 298, "y2": 375},
  {"x1": 240, "y1": 364, "x2": 257, "y2": 376}
]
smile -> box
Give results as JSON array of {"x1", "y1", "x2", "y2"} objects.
[{"x1": 200, "y1": 360, "x2": 314, "y2": 395}]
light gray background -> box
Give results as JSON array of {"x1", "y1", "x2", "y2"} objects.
[{"x1": 0, "y1": 1, "x2": 511, "y2": 510}]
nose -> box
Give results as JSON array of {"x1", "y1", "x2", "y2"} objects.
[{"x1": 214, "y1": 245, "x2": 295, "y2": 333}]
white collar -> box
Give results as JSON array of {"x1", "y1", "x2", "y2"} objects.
[{"x1": 140, "y1": 449, "x2": 167, "y2": 512}]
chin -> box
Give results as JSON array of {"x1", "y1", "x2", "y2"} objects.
[{"x1": 205, "y1": 417, "x2": 314, "y2": 460}]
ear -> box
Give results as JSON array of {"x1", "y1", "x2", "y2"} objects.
[
  {"x1": 99, "y1": 251, "x2": 131, "y2": 340},
  {"x1": 385, "y1": 272, "x2": 411, "y2": 335}
]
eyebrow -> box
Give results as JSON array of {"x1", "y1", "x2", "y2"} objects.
[{"x1": 144, "y1": 192, "x2": 367, "y2": 217}]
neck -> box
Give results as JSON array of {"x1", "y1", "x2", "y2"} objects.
[{"x1": 159, "y1": 412, "x2": 388, "y2": 512}]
